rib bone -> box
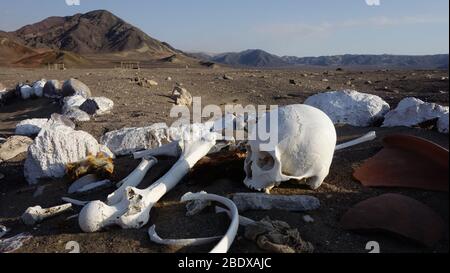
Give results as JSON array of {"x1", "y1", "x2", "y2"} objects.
[
  {"x1": 335, "y1": 131, "x2": 376, "y2": 151},
  {"x1": 148, "y1": 192, "x2": 240, "y2": 253}
]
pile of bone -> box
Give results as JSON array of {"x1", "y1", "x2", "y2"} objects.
[
  {"x1": 19, "y1": 104, "x2": 384, "y2": 253},
  {"x1": 304, "y1": 90, "x2": 449, "y2": 134}
]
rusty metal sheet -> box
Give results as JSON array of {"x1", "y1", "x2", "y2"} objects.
[
  {"x1": 354, "y1": 134, "x2": 449, "y2": 192},
  {"x1": 340, "y1": 193, "x2": 445, "y2": 247}
]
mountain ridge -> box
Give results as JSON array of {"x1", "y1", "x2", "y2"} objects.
[{"x1": 196, "y1": 49, "x2": 449, "y2": 69}]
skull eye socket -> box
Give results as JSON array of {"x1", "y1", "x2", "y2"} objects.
[{"x1": 256, "y1": 151, "x2": 275, "y2": 171}]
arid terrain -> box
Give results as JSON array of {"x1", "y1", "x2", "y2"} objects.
[{"x1": 0, "y1": 67, "x2": 448, "y2": 253}]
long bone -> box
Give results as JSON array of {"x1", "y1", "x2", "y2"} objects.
[
  {"x1": 107, "y1": 156, "x2": 158, "y2": 205},
  {"x1": 335, "y1": 131, "x2": 376, "y2": 151},
  {"x1": 22, "y1": 204, "x2": 72, "y2": 226},
  {"x1": 78, "y1": 129, "x2": 219, "y2": 232},
  {"x1": 148, "y1": 192, "x2": 240, "y2": 253}
]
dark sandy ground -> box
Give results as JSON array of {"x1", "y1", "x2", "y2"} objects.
[{"x1": 0, "y1": 67, "x2": 448, "y2": 253}]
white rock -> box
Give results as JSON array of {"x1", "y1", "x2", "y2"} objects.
[
  {"x1": 101, "y1": 123, "x2": 172, "y2": 156},
  {"x1": 15, "y1": 119, "x2": 49, "y2": 136},
  {"x1": 302, "y1": 215, "x2": 315, "y2": 223},
  {"x1": 172, "y1": 86, "x2": 193, "y2": 106},
  {"x1": 20, "y1": 85, "x2": 33, "y2": 100},
  {"x1": 382, "y1": 97, "x2": 449, "y2": 134},
  {"x1": 304, "y1": 90, "x2": 390, "y2": 127},
  {"x1": 32, "y1": 79, "x2": 46, "y2": 98},
  {"x1": 231, "y1": 193, "x2": 320, "y2": 212},
  {"x1": 437, "y1": 111, "x2": 449, "y2": 134},
  {"x1": 63, "y1": 107, "x2": 91, "y2": 122},
  {"x1": 62, "y1": 78, "x2": 92, "y2": 98},
  {"x1": 92, "y1": 97, "x2": 114, "y2": 115},
  {"x1": 62, "y1": 95, "x2": 87, "y2": 113},
  {"x1": 24, "y1": 123, "x2": 113, "y2": 184}
]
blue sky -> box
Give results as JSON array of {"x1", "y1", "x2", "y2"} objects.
[{"x1": 0, "y1": 0, "x2": 448, "y2": 56}]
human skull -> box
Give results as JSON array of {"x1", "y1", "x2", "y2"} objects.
[{"x1": 244, "y1": 104, "x2": 336, "y2": 192}]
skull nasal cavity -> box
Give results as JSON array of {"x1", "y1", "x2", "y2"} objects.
[{"x1": 257, "y1": 152, "x2": 275, "y2": 170}]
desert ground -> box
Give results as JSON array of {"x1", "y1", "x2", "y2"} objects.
[{"x1": 0, "y1": 67, "x2": 448, "y2": 253}]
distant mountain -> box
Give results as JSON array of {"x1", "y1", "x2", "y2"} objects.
[
  {"x1": 282, "y1": 54, "x2": 449, "y2": 69},
  {"x1": 195, "y1": 49, "x2": 448, "y2": 69},
  {"x1": 9, "y1": 10, "x2": 177, "y2": 57},
  {"x1": 209, "y1": 49, "x2": 289, "y2": 67}
]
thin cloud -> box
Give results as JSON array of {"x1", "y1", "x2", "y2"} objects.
[{"x1": 256, "y1": 15, "x2": 449, "y2": 37}]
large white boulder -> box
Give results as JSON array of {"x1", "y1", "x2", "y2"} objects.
[
  {"x1": 15, "y1": 119, "x2": 49, "y2": 136},
  {"x1": 24, "y1": 122, "x2": 113, "y2": 184},
  {"x1": 304, "y1": 90, "x2": 390, "y2": 127},
  {"x1": 100, "y1": 123, "x2": 172, "y2": 156},
  {"x1": 32, "y1": 79, "x2": 46, "y2": 97},
  {"x1": 382, "y1": 97, "x2": 449, "y2": 134}
]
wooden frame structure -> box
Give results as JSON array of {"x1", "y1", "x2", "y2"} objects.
[
  {"x1": 120, "y1": 61, "x2": 141, "y2": 70},
  {"x1": 47, "y1": 63, "x2": 66, "y2": 70}
]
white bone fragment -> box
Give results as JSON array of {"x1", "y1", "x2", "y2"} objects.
[
  {"x1": 133, "y1": 142, "x2": 181, "y2": 159},
  {"x1": 214, "y1": 206, "x2": 255, "y2": 227},
  {"x1": 148, "y1": 225, "x2": 222, "y2": 247},
  {"x1": 115, "y1": 157, "x2": 158, "y2": 188},
  {"x1": 335, "y1": 131, "x2": 377, "y2": 151},
  {"x1": 21, "y1": 204, "x2": 72, "y2": 226},
  {"x1": 79, "y1": 128, "x2": 219, "y2": 232},
  {"x1": 185, "y1": 191, "x2": 211, "y2": 216},
  {"x1": 180, "y1": 192, "x2": 239, "y2": 253},
  {"x1": 61, "y1": 197, "x2": 89, "y2": 206},
  {"x1": 0, "y1": 225, "x2": 9, "y2": 239},
  {"x1": 76, "y1": 179, "x2": 111, "y2": 193},
  {"x1": 68, "y1": 174, "x2": 98, "y2": 194},
  {"x1": 108, "y1": 156, "x2": 158, "y2": 205},
  {"x1": 231, "y1": 193, "x2": 320, "y2": 212},
  {"x1": 65, "y1": 214, "x2": 79, "y2": 221}
]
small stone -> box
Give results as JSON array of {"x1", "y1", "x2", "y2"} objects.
[
  {"x1": 0, "y1": 136, "x2": 33, "y2": 162},
  {"x1": 146, "y1": 79, "x2": 158, "y2": 86},
  {"x1": 365, "y1": 80, "x2": 373, "y2": 85},
  {"x1": 322, "y1": 79, "x2": 329, "y2": 82},
  {"x1": 166, "y1": 77, "x2": 172, "y2": 81},
  {"x1": 223, "y1": 75, "x2": 234, "y2": 80},
  {"x1": 172, "y1": 86, "x2": 193, "y2": 106},
  {"x1": 303, "y1": 215, "x2": 315, "y2": 223}
]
